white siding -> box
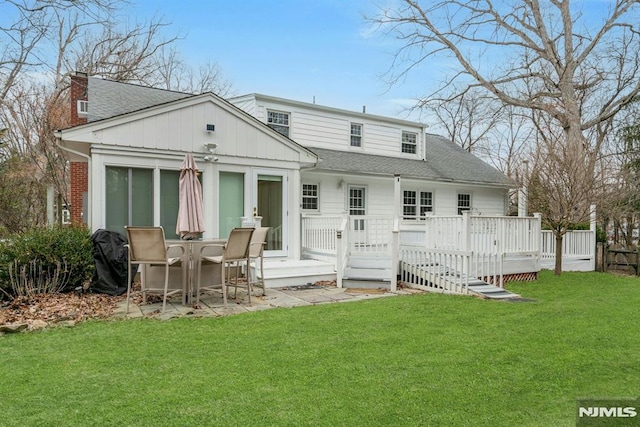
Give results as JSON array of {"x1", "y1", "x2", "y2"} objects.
[
  {"x1": 302, "y1": 172, "x2": 508, "y2": 217},
  {"x1": 238, "y1": 97, "x2": 426, "y2": 160},
  {"x1": 88, "y1": 100, "x2": 308, "y2": 163}
]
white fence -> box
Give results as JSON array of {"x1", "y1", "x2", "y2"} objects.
[
  {"x1": 540, "y1": 230, "x2": 595, "y2": 259},
  {"x1": 540, "y1": 230, "x2": 596, "y2": 271}
]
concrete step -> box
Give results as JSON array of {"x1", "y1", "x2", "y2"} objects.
[
  {"x1": 347, "y1": 254, "x2": 392, "y2": 268},
  {"x1": 260, "y1": 259, "x2": 336, "y2": 288},
  {"x1": 342, "y1": 278, "x2": 391, "y2": 290},
  {"x1": 344, "y1": 266, "x2": 392, "y2": 281}
]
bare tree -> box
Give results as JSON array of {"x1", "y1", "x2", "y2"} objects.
[
  {"x1": 373, "y1": 0, "x2": 640, "y2": 273},
  {"x1": 600, "y1": 97, "x2": 640, "y2": 246},
  {"x1": 0, "y1": 1, "x2": 233, "y2": 234},
  {"x1": 152, "y1": 46, "x2": 234, "y2": 96},
  {"x1": 0, "y1": 0, "x2": 119, "y2": 103},
  {"x1": 423, "y1": 88, "x2": 502, "y2": 153}
]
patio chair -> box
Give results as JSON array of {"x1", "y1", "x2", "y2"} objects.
[
  {"x1": 196, "y1": 227, "x2": 254, "y2": 307},
  {"x1": 247, "y1": 227, "x2": 270, "y2": 296},
  {"x1": 125, "y1": 226, "x2": 185, "y2": 313}
]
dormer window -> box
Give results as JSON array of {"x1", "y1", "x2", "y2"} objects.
[
  {"x1": 267, "y1": 110, "x2": 290, "y2": 137},
  {"x1": 350, "y1": 123, "x2": 362, "y2": 147},
  {"x1": 402, "y1": 131, "x2": 417, "y2": 154}
]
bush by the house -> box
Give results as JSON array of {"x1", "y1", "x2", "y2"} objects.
[{"x1": 0, "y1": 225, "x2": 94, "y2": 300}]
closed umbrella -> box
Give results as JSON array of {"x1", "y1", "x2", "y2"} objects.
[
  {"x1": 176, "y1": 153, "x2": 204, "y2": 304},
  {"x1": 176, "y1": 153, "x2": 205, "y2": 240}
]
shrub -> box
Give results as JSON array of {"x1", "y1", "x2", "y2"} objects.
[{"x1": 0, "y1": 225, "x2": 94, "y2": 299}]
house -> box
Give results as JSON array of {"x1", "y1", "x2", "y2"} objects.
[{"x1": 56, "y1": 74, "x2": 522, "y2": 289}]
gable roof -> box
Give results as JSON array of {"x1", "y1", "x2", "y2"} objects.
[{"x1": 309, "y1": 134, "x2": 513, "y2": 187}]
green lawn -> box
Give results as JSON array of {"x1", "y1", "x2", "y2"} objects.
[{"x1": 0, "y1": 271, "x2": 638, "y2": 426}]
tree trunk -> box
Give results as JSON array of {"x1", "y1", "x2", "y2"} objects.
[{"x1": 554, "y1": 233, "x2": 563, "y2": 275}]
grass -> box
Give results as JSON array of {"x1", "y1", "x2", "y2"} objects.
[{"x1": 0, "y1": 270, "x2": 638, "y2": 426}]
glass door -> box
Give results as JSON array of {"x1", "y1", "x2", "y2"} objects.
[
  {"x1": 219, "y1": 172, "x2": 244, "y2": 239},
  {"x1": 253, "y1": 170, "x2": 287, "y2": 257}
]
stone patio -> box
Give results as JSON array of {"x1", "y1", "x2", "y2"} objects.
[{"x1": 114, "y1": 284, "x2": 421, "y2": 320}]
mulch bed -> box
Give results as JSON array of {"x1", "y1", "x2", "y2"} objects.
[
  {"x1": 0, "y1": 292, "x2": 124, "y2": 328},
  {"x1": 0, "y1": 283, "x2": 157, "y2": 332}
]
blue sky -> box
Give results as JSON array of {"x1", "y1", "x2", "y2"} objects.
[
  {"x1": 131, "y1": 0, "x2": 423, "y2": 120},
  {"x1": 128, "y1": 0, "x2": 618, "y2": 124}
]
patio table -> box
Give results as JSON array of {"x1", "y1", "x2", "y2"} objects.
[{"x1": 142, "y1": 238, "x2": 227, "y2": 304}]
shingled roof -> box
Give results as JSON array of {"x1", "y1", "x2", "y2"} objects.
[
  {"x1": 308, "y1": 134, "x2": 513, "y2": 187},
  {"x1": 87, "y1": 78, "x2": 192, "y2": 122}
]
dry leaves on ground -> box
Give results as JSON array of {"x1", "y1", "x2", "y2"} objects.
[{"x1": 0, "y1": 292, "x2": 124, "y2": 326}]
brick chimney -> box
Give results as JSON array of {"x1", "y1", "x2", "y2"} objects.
[
  {"x1": 68, "y1": 72, "x2": 89, "y2": 225},
  {"x1": 70, "y1": 72, "x2": 88, "y2": 126}
]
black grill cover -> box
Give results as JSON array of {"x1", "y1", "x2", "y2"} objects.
[{"x1": 90, "y1": 229, "x2": 129, "y2": 296}]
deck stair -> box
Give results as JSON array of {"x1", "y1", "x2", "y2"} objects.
[
  {"x1": 342, "y1": 254, "x2": 392, "y2": 289},
  {"x1": 400, "y1": 260, "x2": 519, "y2": 299},
  {"x1": 466, "y1": 280, "x2": 519, "y2": 299}
]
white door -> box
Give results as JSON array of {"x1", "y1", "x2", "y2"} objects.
[
  {"x1": 252, "y1": 169, "x2": 288, "y2": 257},
  {"x1": 348, "y1": 185, "x2": 366, "y2": 246}
]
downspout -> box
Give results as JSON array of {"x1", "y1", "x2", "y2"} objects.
[{"x1": 54, "y1": 133, "x2": 92, "y2": 229}]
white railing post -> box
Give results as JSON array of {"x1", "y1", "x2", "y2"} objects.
[
  {"x1": 461, "y1": 211, "x2": 471, "y2": 252},
  {"x1": 336, "y1": 229, "x2": 343, "y2": 288},
  {"x1": 533, "y1": 212, "x2": 542, "y2": 271},
  {"x1": 391, "y1": 218, "x2": 399, "y2": 292},
  {"x1": 335, "y1": 216, "x2": 349, "y2": 288}
]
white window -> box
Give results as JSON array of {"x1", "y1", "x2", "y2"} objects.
[
  {"x1": 302, "y1": 183, "x2": 319, "y2": 211},
  {"x1": 350, "y1": 123, "x2": 362, "y2": 147},
  {"x1": 458, "y1": 193, "x2": 471, "y2": 215},
  {"x1": 420, "y1": 191, "x2": 433, "y2": 217},
  {"x1": 77, "y1": 100, "x2": 88, "y2": 117},
  {"x1": 267, "y1": 110, "x2": 290, "y2": 137},
  {"x1": 403, "y1": 191, "x2": 417, "y2": 220},
  {"x1": 403, "y1": 190, "x2": 433, "y2": 220},
  {"x1": 402, "y1": 131, "x2": 417, "y2": 154}
]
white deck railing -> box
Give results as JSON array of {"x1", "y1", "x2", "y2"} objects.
[
  {"x1": 301, "y1": 210, "x2": 596, "y2": 277},
  {"x1": 348, "y1": 215, "x2": 394, "y2": 255},
  {"x1": 423, "y1": 212, "x2": 541, "y2": 254},
  {"x1": 301, "y1": 215, "x2": 344, "y2": 255}
]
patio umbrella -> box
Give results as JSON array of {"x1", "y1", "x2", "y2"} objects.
[{"x1": 176, "y1": 153, "x2": 205, "y2": 240}]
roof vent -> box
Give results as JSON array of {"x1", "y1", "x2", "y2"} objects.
[{"x1": 77, "y1": 100, "x2": 88, "y2": 117}]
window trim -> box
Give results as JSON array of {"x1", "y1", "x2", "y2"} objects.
[
  {"x1": 402, "y1": 131, "x2": 418, "y2": 154},
  {"x1": 402, "y1": 189, "x2": 434, "y2": 221},
  {"x1": 350, "y1": 122, "x2": 363, "y2": 148},
  {"x1": 267, "y1": 109, "x2": 290, "y2": 137},
  {"x1": 301, "y1": 182, "x2": 320, "y2": 212},
  {"x1": 457, "y1": 193, "x2": 472, "y2": 215}
]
